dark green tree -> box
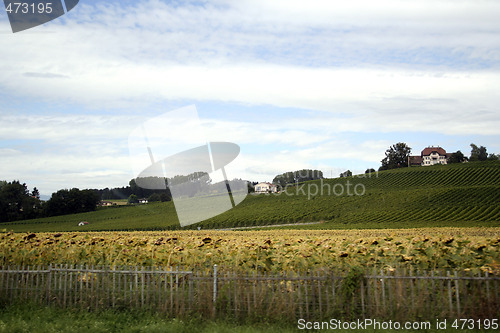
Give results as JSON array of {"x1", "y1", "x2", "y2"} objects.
[
  {"x1": 0, "y1": 181, "x2": 42, "y2": 222},
  {"x1": 80, "y1": 189, "x2": 100, "y2": 212},
  {"x1": 487, "y1": 153, "x2": 499, "y2": 161},
  {"x1": 159, "y1": 193, "x2": 171, "y2": 202},
  {"x1": 470, "y1": 144, "x2": 488, "y2": 161},
  {"x1": 339, "y1": 170, "x2": 352, "y2": 177},
  {"x1": 148, "y1": 193, "x2": 161, "y2": 202},
  {"x1": 247, "y1": 182, "x2": 256, "y2": 193},
  {"x1": 448, "y1": 150, "x2": 465, "y2": 164},
  {"x1": 44, "y1": 188, "x2": 99, "y2": 217},
  {"x1": 365, "y1": 168, "x2": 376, "y2": 174},
  {"x1": 379, "y1": 142, "x2": 412, "y2": 170},
  {"x1": 31, "y1": 187, "x2": 40, "y2": 199},
  {"x1": 128, "y1": 194, "x2": 139, "y2": 204}
]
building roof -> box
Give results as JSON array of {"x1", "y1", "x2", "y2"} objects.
[
  {"x1": 421, "y1": 146, "x2": 447, "y2": 156},
  {"x1": 256, "y1": 182, "x2": 275, "y2": 186},
  {"x1": 409, "y1": 156, "x2": 423, "y2": 165}
]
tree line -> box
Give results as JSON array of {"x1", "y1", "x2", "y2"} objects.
[
  {"x1": 0, "y1": 181, "x2": 100, "y2": 223},
  {"x1": 0, "y1": 177, "x2": 176, "y2": 223},
  {"x1": 272, "y1": 169, "x2": 323, "y2": 187},
  {"x1": 96, "y1": 178, "x2": 172, "y2": 202}
]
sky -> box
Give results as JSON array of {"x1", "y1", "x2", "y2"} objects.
[{"x1": 1, "y1": 0, "x2": 499, "y2": 197}]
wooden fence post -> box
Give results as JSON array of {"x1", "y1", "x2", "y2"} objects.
[
  {"x1": 46, "y1": 264, "x2": 52, "y2": 305},
  {"x1": 380, "y1": 268, "x2": 386, "y2": 310},
  {"x1": 213, "y1": 264, "x2": 218, "y2": 317},
  {"x1": 454, "y1": 271, "x2": 460, "y2": 315},
  {"x1": 447, "y1": 271, "x2": 453, "y2": 315}
]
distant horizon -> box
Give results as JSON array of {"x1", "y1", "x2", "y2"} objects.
[
  {"x1": 16, "y1": 155, "x2": 492, "y2": 200},
  {"x1": 1, "y1": 140, "x2": 495, "y2": 198}
]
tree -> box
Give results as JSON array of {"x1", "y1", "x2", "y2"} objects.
[
  {"x1": 470, "y1": 144, "x2": 488, "y2": 162},
  {"x1": 487, "y1": 153, "x2": 499, "y2": 161},
  {"x1": 44, "y1": 188, "x2": 99, "y2": 217},
  {"x1": 159, "y1": 193, "x2": 171, "y2": 202},
  {"x1": 0, "y1": 181, "x2": 42, "y2": 222},
  {"x1": 448, "y1": 150, "x2": 465, "y2": 164},
  {"x1": 380, "y1": 142, "x2": 412, "y2": 170},
  {"x1": 365, "y1": 168, "x2": 376, "y2": 174},
  {"x1": 148, "y1": 193, "x2": 161, "y2": 202},
  {"x1": 80, "y1": 189, "x2": 100, "y2": 212},
  {"x1": 273, "y1": 169, "x2": 323, "y2": 187},
  {"x1": 339, "y1": 170, "x2": 352, "y2": 178},
  {"x1": 31, "y1": 187, "x2": 40, "y2": 199},
  {"x1": 247, "y1": 182, "x2": 257, "y2": 193},
  {"x1": 128, "y1": 194, "x2": 139, "y2": 204}
]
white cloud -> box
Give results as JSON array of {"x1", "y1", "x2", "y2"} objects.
[
  {"x1": 1, "y1": 0, "x2": 499, "y2": 194},
  {"x1": 2, "y1": 64, "x2": 499, "y2": 134}
]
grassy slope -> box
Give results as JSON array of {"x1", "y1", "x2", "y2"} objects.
[{"x1": 2, "y1": 161, "x2": 500, "y2": 232}]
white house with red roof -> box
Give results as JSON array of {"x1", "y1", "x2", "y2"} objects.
[
  {"x1": 409, "y1": 146, "x2": 452, "y2": 166},
  {"x1": 254, "y1": 182, "x2": 278, "y2": 193}
]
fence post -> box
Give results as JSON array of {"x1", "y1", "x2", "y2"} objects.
[
  {"x1": 485, "y1": 271, "x2": 491, "y2": 317},
  {"x1": 447, "y1": 271, "x2": 453, "y2": 315},
  {"x1": 46, "y1": 264, "x2": 52, "y2": 305},
  {"x1": 360, "y1": 277, "x2": 365, "y2": 318},
  {"x1": 454, "y1": 271, "x2": 460, "y2": 316},
  {"x1": 213, "y1": 264, "x2": 218, "y2": 316},
  {"x1": 380, "y1": 268, "x2": 386, "y2": 309}
]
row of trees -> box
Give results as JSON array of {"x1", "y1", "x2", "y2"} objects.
[
  {"x1": 272, "y1": 169, "x2": 323, "y2": 187},
  {"x1": 44, "y1": 188, "x2": 100, "y2": 217},
  {"x1": 0, "y1": 181, "x2": 100, "y2": 223},
  {"x1": 98, "y1": 180, "x2": 160, "y2": 201},
  {"x1": 97, "y1": 175, "x2": 221, "y2": 202}
]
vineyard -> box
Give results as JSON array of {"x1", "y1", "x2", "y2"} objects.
[
  {"x1": 195, "y1": 161, "x2": 500, "y2": 229},
  {"x1": 1, "y1": 161, "x2": 499, "y2": 232},
  {"x1": 1, "y1": 228, "x2": 499, "y2": 273}
]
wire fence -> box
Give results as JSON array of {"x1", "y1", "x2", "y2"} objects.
[{"x1": 1, "y1": 264, "x2": 498, "y2": 322}]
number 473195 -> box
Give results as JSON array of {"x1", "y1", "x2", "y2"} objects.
[
  {"x1": 452, "y1": 319, "x2": 498, "y2": 330},
  {"x1": 5, "y1": 2, "x2": 53, "y2": 14}
]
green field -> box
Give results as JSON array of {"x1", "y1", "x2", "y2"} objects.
[
  {"x1": 1, "y1": 303, "x2": 485, "y2": 333},
  {"x1": 2, "y1": 161, "x2": 500, "y2": 232},
  {"x1": 0, "y1": 303, "x2": 301, "y2": 333}
]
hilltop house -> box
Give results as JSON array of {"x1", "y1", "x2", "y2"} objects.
[
  {"x1": 254, "y1": 182, "x2": 278, "y2": 193},
  {"x1": 409, "y1": 146, "x2": 452, "y2": 166}
]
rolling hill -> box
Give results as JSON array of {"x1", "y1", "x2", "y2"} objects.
[{"x1": 2, "y1": 161, "x2": 499, "y2": 232}]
